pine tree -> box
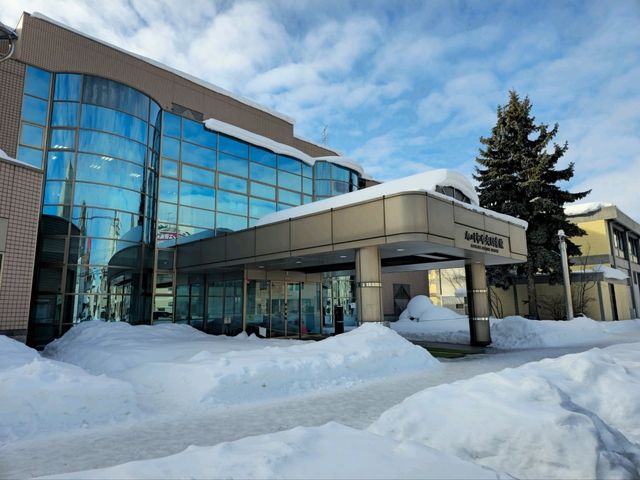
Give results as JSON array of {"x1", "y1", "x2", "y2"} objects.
[{"x1": 474, "y1": 90, "x2": 590, "y2": 319}]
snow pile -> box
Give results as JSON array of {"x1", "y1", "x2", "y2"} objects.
[
  {"x1": 491, "y1": 316, "x2": 640, "y2": 349},
  {"x1": 370, "y1": 342, "x2": 640, "y2": 479},
  {"x1": 45, "y1": 322, "x2": 439, "y2": 411},
  {"x1": 392, "y1": 295, "x2": 469, "y2": 342},
  {"x1": 565, "y1": 202, "x2": 613, "y2": 216},
  {"x1": 40, "y1": 422, "x2": 504, "y2": 480},
  {"x1": 0, "y1": 147, "x2": 14, "y2": 161},
  {"x1": 0, "y1": 336, "x2": 139, "y2": 443}
]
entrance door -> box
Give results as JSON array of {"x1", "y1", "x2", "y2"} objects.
[
  {"x1": 287, "y1": 283, "x2": 301, "y2": 337},
  {"x1": 269, "y1": 282, "x2": 302, "y2": 338}
]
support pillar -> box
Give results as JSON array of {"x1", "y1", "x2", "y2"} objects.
[
  {"x1": 355, "y1": 246, "x2": 384, "y2": 324},
  {"x1": 465, "y1": 262, "x2": 491, "y2": 346}
]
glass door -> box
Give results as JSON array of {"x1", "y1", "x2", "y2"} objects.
[
  {"x1": 287, "y1": 283, "x2": 301, "y2": 337},
  {"x1": 270, "y1": 281, "x2": 286, "y2": 337}
]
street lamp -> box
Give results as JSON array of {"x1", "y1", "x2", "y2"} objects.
[{"x1": 558, "y1": 230, "x2": 574, "y2": 320}]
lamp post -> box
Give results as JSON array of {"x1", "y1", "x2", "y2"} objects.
[{"x1": 558, "y1": 230, "x2": 574, "y2": 320}]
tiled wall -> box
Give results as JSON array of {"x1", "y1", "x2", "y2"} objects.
[
  {"x1": 0, "y1": 59, "x2": 25, "y2": 158},
  {"x1": 0, "y1": 160, "x2": 43, "y2": 342}
]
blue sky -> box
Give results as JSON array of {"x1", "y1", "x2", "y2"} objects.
[{"x1": 3, "y1": 0, "x2": 639, "y2": 220}]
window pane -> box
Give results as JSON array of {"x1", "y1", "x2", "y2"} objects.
[
  {"x1": 83, "y1": 75, "x2": 149, "y2": 120},
  {"x1": 250, "y1": 162, "x2": 276, "y2": 184},
  {"x1": 54, "y1": 74, "x2": 81, "y2": 101},
  {"x1": 278, "y1": 170, "x2": 301, "y2": 191},
  {"x1": 43, "y1": 180, "x2": 71, "y2": 204},
  {"x1": 46, "y1": 152, "x2": 74, "y2": 180},
  {"x1": 333, "y1": 180, "x2": 349, "y2": 194},
  {"x1": 250, "y1": 182, "x2": 275, "y2": 200},
  {"x1": 74, "y1": 182, "x2": 142, "y2": 213},
  {"x1": 68, "y1": 237, "x2": 139, "y2": 266},
  {"x1": 183, "y1": 118, "x2": 217, "y2": 149},
  {"x1": 302, "y1": 163, "x2": 313, "y2": 178},
  {"x1": 81, "y1": 104, "x2": 148, "y2": 144},
  {"x1": 163, "y1": 112, "x2": 181, "y2": 138},
  {"x1": 72, "y1": 207, "x2": 141, "y2": 240},
  {"x1": 315, "y1": 179, "x2": 331, "y2": 196},
  {"x1": 162, "y1": 136, "x2": 180, "y2": 160},
  {"x1": 161, "y1": 158, "x2": 178, "y2": 178},
  {"x1": 219, "y1": 134, "x2": 248, "y2": 158},
  {"x1": 51, "y1": 102, "x2": 79, "y2": 127},
  {"x1": 219, "y1": 152, "x2": 248, "y2": 176},
  {"x1": 303, "y1": 195, "x2": 313, "y2": 204},
  {"x1": 49, "y1": 129, "x2": 76, "y2": 150},
  {"x1": 218, "y1": 173, "x2": 247, "y2": 193},
  {"x1": 21, "y1": 95, "x2": 48, "y2": 125},
  {"x1": 78, "y1": 130, "x2": 147, "y2": 164},
  {"x1": 278, "y1": 155, "x2": 302, "y2": 175},
  {"x1": 180, "y1": 182, "x2": 215, "y2": 210},
  {"x1": 182, "y1": 164, "x2": 214, "y2": 185},
  {"x1": 249, "y1": 198, "x2": 276, "y2": 218},
  {"x1": 332, "y1": 165, "x2": 351, "y2": 182},
  {"x1": 159, "y1": 177, "x2": 179, "y2": 203},
  {"x1": 76, "y1": 154, "x2": 144, "y2": 191},
  {"x1": 217, "y1": 190, "x2": 247, "y2": 216},
  {"x1": 158, "y1": 202, "x2": 178, "y2": 223},
  {"x1": 17, "y1": 146, "x2": 43, "y2": 168},
  {"x1": 279, "y1": 189, "x2": 301, "y2": 206},
  {"x1": 179, "y1": 205, "x2": 215, "y2": 228},
  {"x1": 303, "y1": 177, "x2": 313, "y2": 195},
  {"x1": 250, "y1": 145, "x2": 276, "y2": 167},
  {"x1": 315, "y1": 161, "x2": 331, "y2": 179},
  {"x1": 20, "y1": 123, "x2": 43, "y2": 148},
  {"x1": 25, "y1": 66, "x2": 51, "y2": 99},
  {"x1": 182, "y1": 142, "x2": 215, "y2": 169},
  {"x1": 216, "y1": 212, "x2": 247, "y2": 232}
]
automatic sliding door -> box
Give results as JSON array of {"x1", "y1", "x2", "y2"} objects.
[
  {"x1": 270, "y1": 282, "x2": 286, "y2": 337},
  {"x1": 287, "y1": 283, "x2": 301, "y2": 338}
]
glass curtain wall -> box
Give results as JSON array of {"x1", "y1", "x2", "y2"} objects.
[
  {"x1": 313, "y1": 161, "x2": 359, "y2": 201},
  {"x1": 28, "y1": 72, "x2": 160, "y2": 347}
]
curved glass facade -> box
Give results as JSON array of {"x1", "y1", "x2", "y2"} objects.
[
  {"x1": 30, "y1": 71, "x2": 161, "y2": 345},
  {"x1": 313, "y1": 160, "x2": 359, "y2": 200}
]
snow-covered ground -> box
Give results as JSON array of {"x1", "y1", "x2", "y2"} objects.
[{"x1": 2, "y1": 317, "x2": 640, "y2": 479}]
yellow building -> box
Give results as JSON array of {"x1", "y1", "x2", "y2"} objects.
[{"x1": 430, "y1": 203, "x2": 640, "y2": 321}]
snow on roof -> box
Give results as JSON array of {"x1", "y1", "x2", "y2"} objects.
[
  {"x1": 256, "y1": 169, "x2": 528, "y2": 229},
  {"x1": 589, "y1": 265, "x2": 629, "y2": 281},
  {"x1": 313, "y1": 156, "x2": 365, "y2": 176},
  {"x1": 0, "y1": 147, "x2": 40, "y2": 169},
  {"x1": 565, "y1": 202, "x2": 614, "y2": 217}
]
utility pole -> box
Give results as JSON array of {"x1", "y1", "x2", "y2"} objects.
[{"x1": 558, "y1": 230, "x2": 574, "y2": 320}]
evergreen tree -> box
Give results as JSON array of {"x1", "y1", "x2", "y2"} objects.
[{"x1": 474, "y1": 90, "x2": 590, "y2": 319}]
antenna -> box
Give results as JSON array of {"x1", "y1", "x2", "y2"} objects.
[{"x1": 321, "y1": 125, "x2": 329, "y2": 145}]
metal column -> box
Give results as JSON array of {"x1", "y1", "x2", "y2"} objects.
[{"x1": 465, "y1": 262, "x2": 491, "y2": 346}]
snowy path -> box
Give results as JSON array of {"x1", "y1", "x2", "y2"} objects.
[{"x1": 0, "y1": 342, "x2": 618, "y2": 479}]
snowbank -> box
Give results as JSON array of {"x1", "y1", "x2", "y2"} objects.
[
  {"x1": 0, "y1": 336, "x2": 139, "y2": 443},
  {"x1": 370, "y1": 342, "x2": 640, "y2": 479},
  {"x1": 44, "y1": 322, "x2": 439, "y2": 411},
  {"x1": 40, "y1": 422, "x2": 504, "y2": 480}
]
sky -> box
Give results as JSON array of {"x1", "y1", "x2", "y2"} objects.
[{"x1": 2, "y1": 0, "x2": 639, "y2": 220}]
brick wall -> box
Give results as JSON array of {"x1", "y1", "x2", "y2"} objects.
[{"x1": 0, "y1": 159, "x2": 43, "y2": 342}]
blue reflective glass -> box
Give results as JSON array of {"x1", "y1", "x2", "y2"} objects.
[
  {"x1": 218, "y1": 173, "x2": 247, "y2": 193},
  {"x1": 25, "y1": 66, "x2": 51, "y2": 99},
  {"x1": 278, "y1": 189, "x2": 301, "y2": 206},
  {"x1": 219, "y1": 134, "x2": 248, "y2": 158},
  {"x1": 217, "y1": 190, "x2": 247, "y2": 216},
  {"x1": 278, "y1": 171, "x2": 301, "y2": 191},
  {"x1": 46, "y1": 152, "x2": 74, "y2": 180},
  {"x1": 74, "y1": 182, "x2": 142, "y2": 213},
  {"x1": 182, "y1": 164, "x2": 214, "y2": 185},
  {"x1": 161, "y1": 158, "x2": 178, "y2": 178},
  {"x1": 333, "y1": 165, "x2": 351, "y2": 182},
  {"x1": 159, "y1": 177, "x2": 179, "y2": 203},
  {"x1": 314, "y1": 161, "x2": 331, "y2": 179},
  {"x1": 249, "y1": 198, "x2": 276, "y2": 218},
  {"x1": 69, "y1": 237, "x2": 138, "y2": 266},
  {"x1": 315, "y1": 179, "x2": 331, "y2": 196},
  {"x1": 49, "y1": 129, "x2": 76, "y2": 150},
  {"x1": 20, "y1": 123, "x2": 43, "y2": 148},
  {"x1": 351, "y1": 172, "x2": 359, "y2": 186},
  {"x1": 83, "y1": 76, "x2": 149, "y2": 120},
  {"x1": 72, "y1": 207, "x2": 142, "y2": 240},
  {"x1": 78, "y1": 130, "x2": 147, "y2": 164},
  {"x1": 43, "y1": 180, "x2": 71, "y2": 204},
  {"x1": 162, "y1": 136, "x2": 180, "y2": 159},
  {"x1": 333, "y1": 180, "x2": 350, "y2": 195},
  {"x1": 183, "y1": 119, "x2": 217, "y2": 148},
  {"x1": 302, "y1": 163, "x2": 313, "y2": 178},
  {"x1": 179, "y1": 205, "x2": 215, "y2": 228},
  {"x1": 81, "y1": 104, "x2": 148, "y2": 144},
  {"x1": 303, "y1": 195, "x2": 313, "y2": 204},
  {"x1": 17, "y1": 146, "x2": 43, "y2": 168},
  {"x1": 218, "y1": 152, "x2": 248, "y2": 176},
  {"x1": 216, "y1": 212, "x2": 247, "y2": 232},
  {"x1": 303, "y1": 177, "x2": 313, "y2": 195},
  {"x1": 150, "y1": 102, "x2": 161, "y2": 131},
  {"x1": 182, "y1": 142, "x2": 215, "y2": 169},
  {"x1": 278, "y1": 155, "x2": 302, "y2": 175},
  {"x1": 250, "y1": 182, "x2": 276, "y2": 200},
  {"x1": 158, "y1": 202, "x2": 178, "y2": 223},
  {"x1": 180, "y1": 182, "x2": 215, "y2": 210},
  {"x1": 54, "y1": 74, "x2": 81, "y2": 101},
  {"x1": 51, "y1": 102, "x2": 79, "y2": 127},
  {"x1": 250, "y1": 145, "x2": 276, "y2": 167},
  {"x1": 76, "y1": 154, "x2": 144, "y2": 191},
  {"x1": 163, "y1": 112, "x2": 181, "y2": 138},
  {"x1": 250, "y1": 162, "x2": 276, "y2": 184},
  {"x1": 21, "y1": 95, "x2": 48, "y2": 125}
]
